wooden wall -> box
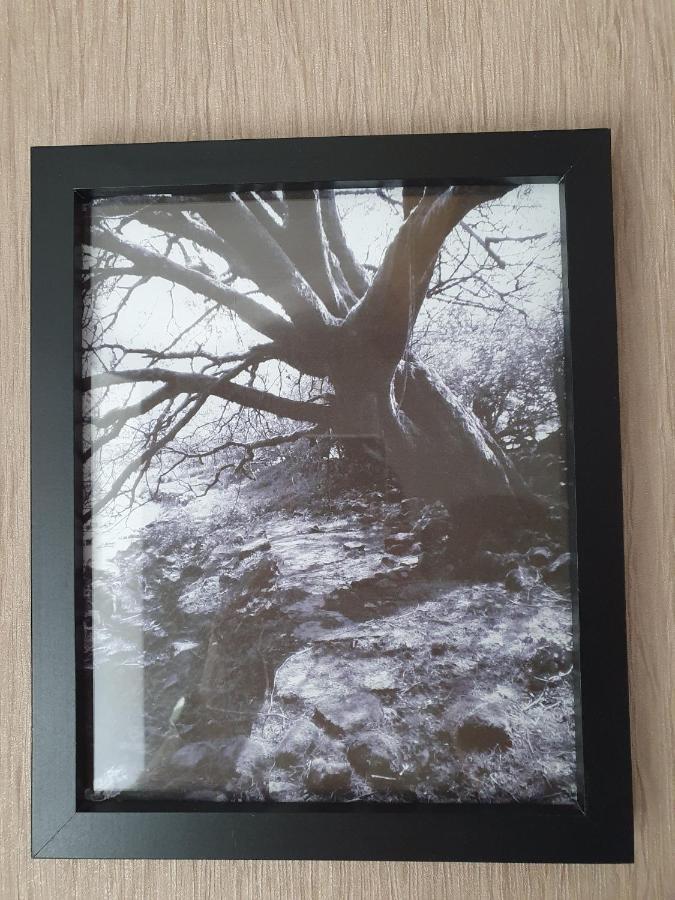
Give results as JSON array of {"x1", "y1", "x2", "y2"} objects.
[{"x1": 1, "y1": 0, "x2": 672, "y2": 896}]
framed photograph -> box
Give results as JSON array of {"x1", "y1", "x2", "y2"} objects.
[{"x1": 31, "y1": 129, "x2": 633, "y2": 861}]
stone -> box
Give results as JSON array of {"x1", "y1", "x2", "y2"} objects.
[
  {"x1": 343, "y1": 541, "x2": 366, "y2": 552},
  {"x1": 170, "y1": 741, "x2": 212, "y2": 769},
  {"x1": 363, "y1": 670, "x2": 397, "y2": 692},
  {"x1": 347, "y1": 731, "x2": 401, "y2": 780},
  {"x1": 414, "y1": 516, "x2": 450, "y2": 546},
  {"x1": 543, "y1": 553, "x2": 572, "y2": 590},
  {"x1": 267, "y1": 779, "x2": 299, "y2": 800},
  {"x1": 455, "y1": 713, "x2": 512, "y2": 753},
  {"x1": 305, "y1": 757, "x2": 352, "y2": 795},
  {"x1": 505, "y1": 565, "x2": 535, "y2": 592},
  {"x1": 400, "y1": 497, "x2": 424, "y2": 517},
  {"x1": 275, "y1": 719, "x2": 324, "y2": 768},
  {"x1": 474, "y1": 549, "x2": 513, "y2": 579},
  {"x1": 384, "y1": 532, "x2": 416, "y2": 555},
  {"x1": 238, "y1": 538, "x2": 272, "y2": 560},
  {"x1": 525, "y1": 643, "x2": 573, "y2": 688},
  {"x1": 313, "y1": 693, "x2": 383, "y2": 737},
  {"x1": 181, "y1": 563, "x2": 204, "y2": 580},
  {"x1": 237, "y1": 553, "x2": 278, "y2": 595},
  {"x1": 528, "y1": 545, "x2": 553, "y2": 566}
]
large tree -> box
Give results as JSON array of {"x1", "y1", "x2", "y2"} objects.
[{"x1": 83, "y1": 186, "x2": 545, "y2": 528}]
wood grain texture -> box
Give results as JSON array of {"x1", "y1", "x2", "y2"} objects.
[{"x1": 1, "y1": 0, "x2": 672, "y2": 896}]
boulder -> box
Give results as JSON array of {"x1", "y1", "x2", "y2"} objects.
[
  {"x1": 343, "y1": 541, "x2": 366, "y2": 552},
  {"x1": 362, "y1": 670, "x2": 397, "y2": 692},
  {"x1": 237, "y1": 553, "x2": 278, "y2": 595},
  {"x1": 543, "y1": 553, "x2": 572, "y2": 590},
  {"x1": 267, "y1": 778, "x2": 299, "y2": 800},
  {"x1": 347, "y1": 731, "x2": 401, "y2": 780},
  {"x1": 527, "y1": 546, "x2": 553, "y2": 566},
  {"x1": 400, "y1": 497, "x2": 424, "y2": 517},
  {"x1": 313, "y1": 693, "x2": 383, "y2": 737},
  {"x1": 415, "y1": 517, "x2": 450, "y2": 546},
  {"x1": 238, "y1": 538, "x2": 272, "y2": 560},
  {"x1": 505, "y1": 565, "x2": 535, "y2": 592},
  {"x1": 384, "y1": 532, "x2": 416, "y2": 555},
  {"x1": 455, "y1": 712, "x2": 512, "y2": 753},
  {"x1": 305, "y1": 757, "x2": 352, "y2": 794},
  {"x1": 525, "y1": 643, "x2": 573, "y2": 689},
  {"x1": 275, "y1": 718, "x2": 324, "y2": 768},
  {"x1": 473, "y1": 550, "x2": 515, "y2": 580}
]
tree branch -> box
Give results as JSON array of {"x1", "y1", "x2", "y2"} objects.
[
  {"x1": 86, "y1": 368, "x2": 332, "y2": 426},
  {"x1": 344, "y1": 186, "x2": 513, "y2": 369},
  {"x1": 319, "y1": 190, "x2": 370, "y2": 300},
  {"x1": 90, "y1": 225, "x2": 293, "y2": 343},
  {"x1": 187, "y1": 195, "x2": 340, "y2": 331}
]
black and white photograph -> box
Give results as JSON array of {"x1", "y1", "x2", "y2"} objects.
[{"x1": 82, "y1": 183, "x2": 578, "y2": 805}]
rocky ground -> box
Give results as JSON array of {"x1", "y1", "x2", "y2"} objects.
[{"x1": 88, "y1": 448, "x2": 578, "y2": 805}]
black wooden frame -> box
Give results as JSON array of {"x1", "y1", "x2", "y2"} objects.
[{"x1": 31, "y1": 129, "x2": 633, "y2": 861}]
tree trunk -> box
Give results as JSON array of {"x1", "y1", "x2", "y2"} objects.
[{"x1": 328, "y1": 350, "x2": 540, "y2": 536}]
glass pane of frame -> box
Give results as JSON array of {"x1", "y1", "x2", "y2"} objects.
[{"x1": 79, "y1": 184, "x2": 579, "y2": 804}]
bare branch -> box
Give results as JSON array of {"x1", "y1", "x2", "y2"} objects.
[
  {"x1": 90, "y1": 225, "x2": 293, "y2": 343},
  {"x1": 344, "y1": 186, "x2": 513, "y2": 370},
  {"x1": 188, "y1": 195, "x2": 340, "y2": 331},
  {"x1": 319, "y1": 191, "x2": 370, "y2": 300},
  {"x1": 86, "y1": 368, "x2": 332, "y2": 426}
]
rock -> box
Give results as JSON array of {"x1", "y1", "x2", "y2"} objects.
[
  {"x1": 543, "y1": 553, "x2": 571, "y2": 590},
  {"x1": 238, "y1": 538, "x2": 272, "y2": 560},
  {"x1": 415, "y1": 517, "x2": 450, "y2": 546},
  {"x1": 181, "y1": 563, "x2": 203, "y2": 580},
  {"x1": 308, "y1": 524, "x2": 322, "y2": 533},
  {"x1": 384, "y1": 510, "x2": 406, "y2": 528},
  {"x1": 218, "y1": 571, "x2": 237, "y2": 589},
  {"x1": 267, "y1": 778, "x2": 299, "y2": 800},
  {"x1": 275, "y1": 718, "x2": 324, "y2": 768},
  {"x1": 384, "y1": 532, "x2": 416, "y2": 555},
  {"x1": 525, "y1": 643, "x2": 573, "y2": 689},
  {"x1": 170, "y1": 741, "x2": 212, "y2": 769},
  {"x1": 344, "y1": 541, "x2": 366, "y2": 552},
  {"x1": 419, "y1": 549, "x2": 453, "y2": 575},
  {"x1": 305, "y1": 757, "x2": 352, "y2": 794},
  {"x1": 235, "y1": 737, "x2": 272, "y2": 777},
  {"x1": 347, "y1": 731, "x2": 401, "y2": 780},
  {"x1": 400, "y1": 497, "x2": 424, "y2": 517},
  {"x1": 313, "y1": 693, "x2": 383, "y2": 737},
  {"x1": 527, "y1": 546, "x2": 553, "y2": 566},
  {"x1": 455, "y1": 713, "x2": 512, "y2": 753},
  {"x1": 473, "y1": 549, "x2": 514, "y2": 579},
  {"x1": 363, "y1": 670, "x2": 397, "y2": 692},
  {"x1": 237, "y1": 553, "x2": 278, "y2": 595},
  {"x1": 505, "y1": 565, "x2": 535, "y2": 592}
]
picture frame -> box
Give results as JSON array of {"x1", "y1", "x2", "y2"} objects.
[{"x1": 31, "y1": 129, "x2": 633, "y2": 861}]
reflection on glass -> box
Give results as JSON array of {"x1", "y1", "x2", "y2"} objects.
[{"x1": 82, "y1": 185, "x2": 577, "y2": 803}]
